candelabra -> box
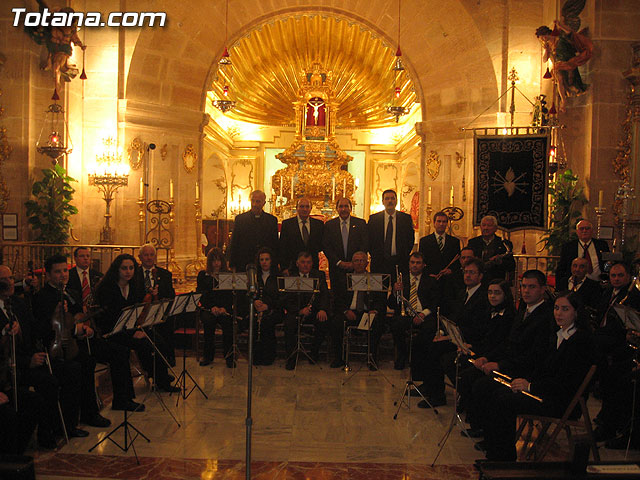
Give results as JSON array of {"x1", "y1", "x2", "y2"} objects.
[
  {"x1": 88, "y1": 138, "x2": 129, "y2": 244},
  {"x1": 168, "y1": 193, "x2": 184, "y2": 282},
  {"x1": 594, "y1": 206, "x2": 606, "y2": 239},
  {"x1": 185, "y1": 194, "x2": 206, "y2": 276},
  {"x1": 424, "y1": 203, "x2": 433, "y2": 234},
  {"x1": 615, "y1": 182, "x2": 636, "y2": 248}
]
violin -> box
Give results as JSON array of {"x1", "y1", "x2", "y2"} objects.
[
  {"x1": 49, "y1": 286, "x2": 80, "y2": 361},
  {"x1": 136, "y1": 268, "x2": 160, "y2": 327}
]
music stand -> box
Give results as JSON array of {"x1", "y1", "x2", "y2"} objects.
[
  {"x1": 278, "y1": 276, "x2": 319, "y2": 374},
  {"x1": 91, "y1": 305, "x2": 151, "y2": 463},
  {"x1": 214, "y1": 272, "x2": 247, "y2": 373},
  {"x1": 342, "y1": 273, "x2": 393, "y2": 387},
  {"x1": 431, "y1": 315, "x2": 474, "y2": 466},
  {"x1": 167, "y1": 293, "x2": 208, "y2": 405}
]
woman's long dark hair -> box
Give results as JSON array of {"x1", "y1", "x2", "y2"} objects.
[
  {"x1": 488, "y1": 278, "x2": 515, "y2": 314},
  {"x1": 95, "y1": 253, "x2": 138, "y2": 295},
  {"x1": 255, "y1": 246, "x2": 278, "y2": 274},
  {"x1": 206, "y1": 247, "x2": 228, "y2": 274},
  {"x1": 554, "y1": 290, "x2": 589, "y2": 330}
]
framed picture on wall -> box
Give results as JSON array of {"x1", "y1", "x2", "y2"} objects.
[
  {"x1": 598, "y1": 226, "x2": 614, "y2": 241},
  {"x1": 2, "y1": 213, "x2": 17, "y2": 227}
]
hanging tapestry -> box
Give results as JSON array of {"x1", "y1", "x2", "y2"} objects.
[{"x1": 474, "y1": 134, "x2": 548, "y2": 231}]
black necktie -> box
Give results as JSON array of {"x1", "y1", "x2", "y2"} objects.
[
  {"x1": 384, "y1": 215, "x2": 393, "y2": 257},
  {"x1": 301, "y1": 219, "x2": 309, "y2": 246}
]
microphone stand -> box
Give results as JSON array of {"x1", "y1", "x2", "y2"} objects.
[{"x1": 245, "y1": 265, "x2": 257, "y2": 480}]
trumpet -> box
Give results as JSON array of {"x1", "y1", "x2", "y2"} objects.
[{"x1": 395, "y1": 265, "x2": 405, "y2": 316}]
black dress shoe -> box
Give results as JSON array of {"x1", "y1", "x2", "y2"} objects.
[
  {"x1": 394, "y1": 359, "x2": 406, "y2": 370},
  {"x1": 81, "y1": 413, "x2": 111, "y2": 428},
  {"x1": 69, "y1": 428, "x2": 90, "y2": 438},
  {"x1": 474, "y1": 440, "x2": 488, "y2": 452},
  {"x1": 199, "y1": 359, "x2": 213, "y2": 366},
  {"x1": 112, "y1": 400, "x2": 145, "y2": 412},
  {"x1": 308, "y1": 351, "x2": 319, "y2": 364},
  {"x1": 330, "y1": 359, "x2": 345, "y2": 368},
  {"x1": 167, "y1": 374, "x2": 175, "y2": 382},
  {"x1": 368, "y1": 363, "x2": 378, "y2": 371},
  {"x1": 168, "y1": 357, "x2": 176, "y2": 367},
  {"x1": 38, "y1": 437, "x2": 58, "y2": 450},
  {"x1": 225, "y1": 357, "x2": 236, "y2": 368},
  {"x1": 461, "y1": 427, "x2": 484, "y2": 438},
  {"x1": 285, "y1": 359, "x2": 296, "y2": 371},
  {"x1": 157, "y1": 382, "x2": 180, "y2": 393}
]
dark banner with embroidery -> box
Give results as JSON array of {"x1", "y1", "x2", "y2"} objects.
[{"x1": 474, "y1": 134, "x2": 548, "y2": 231}]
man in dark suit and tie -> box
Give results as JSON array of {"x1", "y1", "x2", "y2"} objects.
[
  {"x1": 467, "y1": 215, "x2": 515, "y2": 283},
  {"x1": 330, "y1": 251, "x2": 387, "y2": 369},
  {"x1": 279, "y1": 196, "x2": 324, "y2": 272},
  {"x1": 229, "y1": 190, "x2": 279, "y2": 271},
  {"x1": 388, "y1": 251, "x2": 440, "y2": 371},
  {"x1": 556, "y1": 219, "x2": 610, "y2": 282},
  {"x1": 67, "y1": 247, "x2": 103, "y2": 309},
  {"x1": 555, "y1": 257, "x2": 601, "y2": 310},
  {"x1": 322, "y1": 197, "x2": 369, "y2": 295},
  {"x1": 419, "y1": 211, "x2": 461, "y2": 277},
  {"x1": 367, "y1": 189, "x2": 415, "y2": 281}
]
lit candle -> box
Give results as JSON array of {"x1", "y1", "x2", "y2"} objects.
[
  {"x1": 598, "y1": 190, "x2": 603, "y2": 209},
  {"x1": 169, "y1": 179, "x2": 174, "y2": 199},
  {"x1": 291, "y1": 176, "x2": 294, "y2": 197},
  {"x1": 427, "y1": 186, "x2": 432, "y2": 205},
  {"x1": 355, "y1": 178, "x2": 360, "y2": 188},
  {"x1": 139, "y1": 177, "x2": 144, "y2": 198},
  {"x1": 450, "y1": 186, "x2": 454, "y2": 206},
  {"x1": 195, "y1": 182, "x2": 200, "y2": 200},
  {"x1": 332, "y1": 177, "x2": 336, "y2": 201},
  {"x1": 343, "y1": 178, "x2": 346, "y2": 196},
  {"x1": 279, "y1": 176, "x2": 283, "y2": 197}
]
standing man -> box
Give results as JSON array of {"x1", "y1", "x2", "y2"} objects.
[
  {"x1": 467, "y1": 215, "x2": 515, "y2": 283},
  {"x1": 368, "y1": 189, "x2": 415, "y2": 281},
  {"x1": 279, "y1": 196, "x2": 324, "y2": 272},
  {"x1": 135, "y1": 244, "x2": 176, "y2": 366},
  {"x1": 68, "y1": 246, "x2": 103, "y2": 309},
  {"x1": 419, "y1": 211, "x2": 461, "y2": 277},
  {"x1": 556, "y1": 219, "x2": 610, "y2": 282},
  {"x1": 229, "y1": 190, "x2": 279, "y2": 271},
  {"x1": 323, "y1": 197, "x2": 369, "y2": 295}
]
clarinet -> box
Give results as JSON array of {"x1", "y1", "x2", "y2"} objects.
[
  {"x1": 256, "y1": 282, "x2": 264, "y2": 342},
  {"x1": 395, "y1": 265, "x2": 405, "y2": 316}
]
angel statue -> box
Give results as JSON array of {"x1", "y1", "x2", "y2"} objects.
[
  {"x1": 535, "y1": 0, "x2": 593, "y2": 111},
  {"x1": 24, "y1": 0, "x2": 86, "y2": 87}
]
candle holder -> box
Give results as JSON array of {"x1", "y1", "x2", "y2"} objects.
[
  {"x1": 425, "y1": 203, "x2": 434, "y2": 234},
  {"x1": 185, "y1": 196, "x2": 206, "y2": 276},
  {"x1": 440, "y1": 206, "x2": 465, "y2": 235},
  {"x1": 594, "y1": 206, "x2": 606, "y2": 239},
  {"x1": 615, "y1": 182, "x2": 636, "y2": 248},
  {"x1": 167, "y1": 196, "x2": 184, "y2": 281},
  {"x1": 137, "y1": 194, "x2": 146, "y2": 245}
]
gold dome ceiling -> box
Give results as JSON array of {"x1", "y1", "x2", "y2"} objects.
[{"x1": 209, "y1": 14, "x2": 417, "y2": 129}]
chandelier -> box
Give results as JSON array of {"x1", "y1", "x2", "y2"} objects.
[
  {"x1": 386, "y1": 0, "x2": 410, "y2": 122},
  {"x1": 212, "y1": 0, "x2": 236, "y2": 113},
  {"x1": 36, "y1": 90, "x2": 73, "y2": 163}
]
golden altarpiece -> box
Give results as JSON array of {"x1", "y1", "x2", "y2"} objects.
[{"x1": 271, "y1": 62, "x2": 355, "y2": 219}]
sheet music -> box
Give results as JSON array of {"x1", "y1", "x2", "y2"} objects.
[
  {"x1": 614, "y1": 305, "x2": 640, "y2": 331},
  {"x1": 140, "y1": 300, "x2": 171, "y2": 328},
  {"x1": 348, "y1": 273, "x2": 387, "y2": 292},
  {"x1": 357, "y1": 312, "x2": 373, "y2": 330},
  {"x1": 279, "y1": 276, "x2": 317, "y2": 292},
  {"x1": 167, "y1": 293, "x2": 202, "y2": 316},
  {"x1": 215, "y1": 273, "x2": 248, "y2": 291}
]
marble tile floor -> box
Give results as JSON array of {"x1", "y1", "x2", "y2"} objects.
[{"x1": 28, "y1": 356, "x2": 640, "y2": 479}]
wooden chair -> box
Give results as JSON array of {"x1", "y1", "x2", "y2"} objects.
[{"x1": 515, "y1": 364, "x2": 599, "y2": 462}]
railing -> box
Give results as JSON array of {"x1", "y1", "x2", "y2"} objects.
[
  {"x1": 513, "y1": 253, "x2": 560, "y2": 303},
  {"x1": 0, "y1": 242, "x2": 170, "y2": 279}
]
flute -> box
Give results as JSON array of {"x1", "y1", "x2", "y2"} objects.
[
  {"x1": 435, "y1": 254, "x2": 461, "y2": 280},
  {"x1": 492, "y1": 375, "x2": 543, "y2": 403}
]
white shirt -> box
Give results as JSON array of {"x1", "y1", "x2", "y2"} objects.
[
  {"x1": 568, "y1": 276, "x2": 585, "y2": 292},
  {"x1": 0, "y1": 299, "x2": 11, "y2": 335},
  {"x1": 435, "y1": 233, "x2": 446, "y2": 248},
  {"x1": 577, "y1": 240, "x2": 601, "y2": 281},
  {"x1": 556, "y1": 323, "x2": 577, "y2": 349},
  {"x1": 491, "y1": 308, "x2": 506, "y2": 319},
  {"x1": 261, "y1": 270, "x2": 270, "y2": 284},
  {"x1": 525, "y1": 299, "x2": 545, "y2": 317},
  {"x1": 384, "y1": 211, "x2": 397, "y2": 256},
  {"x1": 465, "y1": 283, "x2": 482, "y2": 303}
]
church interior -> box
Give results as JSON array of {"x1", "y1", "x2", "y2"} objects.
[{"x1": 1, "y1": 0, "x2": 640, "y2": 478}]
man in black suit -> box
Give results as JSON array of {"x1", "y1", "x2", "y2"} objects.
[
  {"x1": 556, "y1": 219, "x2": 610, "y2": 282},
  {"x1": 417, "y1": 257, "x2": 490, "y2": 408},
  {"x1": 368, "y1": 189, "x2": 414, "y2": 281},
  {"x1": 460, "y1": 270, "x2": 553, "y2": 435},
  {"x1": 555, "y1": 257, "x2": 601, "y2": 310},
  {"x1": 135, "y1": 243, "x2": 177, "y2": 365},
  {"x1": 389, "y1": 251, "x2": 440, "y2": 371},
  {"x1": 68, "y1": 246, "x2": 103, "y2": 309},
  {"x1": 322, "y1": 197, "x2": 369, "y2": 295},
  {"x1": 592, "y1": 262, "x2": 640, "y2": 444},
  {"x1": 442, "y1": 247, "x2": 475, "y2": 317},
  {"x1": 279, "y1": 196, "x2": 324, "y2": 272},
  {"x1": 467, "y1": 215, "x2": 515, "y2": 283},
  {"x1": 229, "y1": 190, "x2": 279, "y2": 271},
  {"x1": 281, "y1": 251, "x2": 331, "y2": 370},
  {"x1": 330, "y1": 251, "x2": 387, "y2": 369},
  {"x1": 419, "y1": 211, "x2": 461, "y2": 277}
]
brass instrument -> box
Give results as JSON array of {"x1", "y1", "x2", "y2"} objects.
[{"x1": 395, "y1": 265, "x2": 405, "y2": 316}]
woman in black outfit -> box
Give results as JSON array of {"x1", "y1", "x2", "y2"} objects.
[
  {"x1": 481, "y1": 290, "x2": 596, "y2": 461},
  {"x1": 197, "y1": 248, "x2": 234, "y2": 367},
  {"x1": 250, "y1": 247, "x2": 281, "y2": 365},
  {"x1": 95, "y1": 254, "x2": 177, "y2": 404}
]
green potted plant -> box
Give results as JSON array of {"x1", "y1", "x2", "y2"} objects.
[
  {"x1": 538, "y1": 169, "x2": 588, "y2": 258},
  {"x1": 25, "y1": 162, "x2": 78, "y2": 244}
]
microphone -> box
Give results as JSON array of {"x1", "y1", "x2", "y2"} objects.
[{"x1": 246, "y1": 264, "x2": 258, "y2": 295}]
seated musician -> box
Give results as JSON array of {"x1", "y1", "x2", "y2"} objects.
[
  {"x1": 94, "y1": 254, "x2": 178, "y2": 396},
  {"x1": 31, "y1": 255, "x2": 110, "y2": 438},
  {"x1": 1, "y1": 265, "x2": 57, "y2": 451},
  {"x1": 416, "y1": 258, "x2": 490, "y2": 408},
  {"x1": 555, "y1": 257, "x2": 601, "y2": 311},
  {"x1": 440, "y1": 247, "x2": 475, "y2": 318},
  {"x1": 330, "y1": 251, "x2": 387, "y2": 370},
  {"x1": 282, "y1": 251, "x2": 330, "y2": 370},
  {"x1": 388, "y1": 251, "x2": 439, "y2": 372},
  {"x1": 592, "y1": 262, "x2": 640, "y2": 446},
  {"x1": 249, "y1": 247, "x2": 281, "y2": 366},
  {"x1": 459, "y1": 269, "x2": 553, "y2": 437},
  {"x1": 480, "y1": 291, "x2": 596, "y2": 461},
  {"x1": 196, "y1": 248, "x2": 234, "y2": 368}
]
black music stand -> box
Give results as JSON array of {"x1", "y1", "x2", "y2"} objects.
[
  {"x1": 342, "y1": 273, "x2": 394, "y2": 387},
  {"x1": 168, "y1": 292, "x2": 208, "y2": 405},
  {"x1": 92, "y1": 305, "x2": 151, "y2": 463},
  {"x1": 616, "y1": 303, "x2": 640, "y2": 458},
  {"x1": 431, "y1": 316, "x2": 474, "y2": 466},
  {"x1": 215, "y1": 272, "x2": 247, "y2": 374},
  {"x1": 278, "y1": 276, "x2": 319, "y2": 374}
]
